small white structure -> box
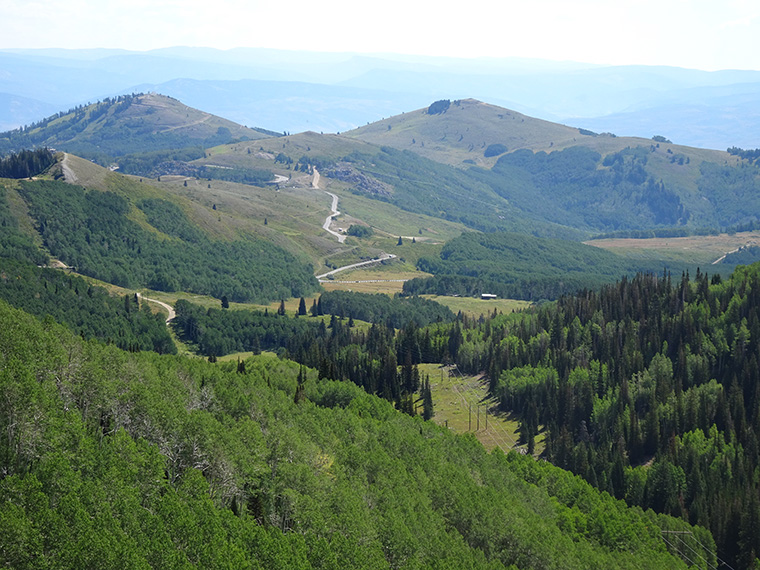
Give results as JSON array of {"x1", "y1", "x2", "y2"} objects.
[{"x1": 481, "y1": 293, "x2": 498, "y2": 300}]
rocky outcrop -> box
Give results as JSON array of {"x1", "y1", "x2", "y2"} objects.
[{"x1": 325, "y1": 162, "x2": 392, "y2": 197}]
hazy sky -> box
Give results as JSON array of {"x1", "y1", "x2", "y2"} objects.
[{"x1": 3, "y1": 0, "x2": 759, "y2": 70}]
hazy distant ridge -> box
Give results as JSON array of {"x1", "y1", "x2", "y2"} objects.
[{"x1": 2, "y1": 47, "x2": 760, "y2": 148}]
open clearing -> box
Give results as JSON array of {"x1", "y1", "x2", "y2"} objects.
[
  {"x1": 421, "y1": 295, "x2": 531, "y2": 319},
  {"x1": 587, "y1": 231, "x2": 760, "y2": 266},
  {"x1": 420, "y1": 363, "x2": 539, "y2": 454}
]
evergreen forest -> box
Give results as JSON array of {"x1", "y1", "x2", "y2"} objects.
[
  {"x1": 403, "y1": 231, "x2": 695, "y2": 301},
  {"x1": 427, "y1": 265, "x2": 760, "y2": 569}
]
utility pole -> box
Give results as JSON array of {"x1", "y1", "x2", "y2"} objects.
[
  {"x1": 469, "y1": 405, "x2": 472, "y2": 431},
  {"x1": 477, "y1": 405, "x2": 480, "y2": 431}
]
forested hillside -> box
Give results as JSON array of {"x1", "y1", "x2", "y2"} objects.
[
  {"x1": 16, "y1": 179, "x2": 318, "y2": 302},
  {"x1": 0, "y1": 182, "x2": 46, "y2": 265},
  {"x1": 0, "y1": 258, "x2": 175, "y2": 354},
  {"x1": 403, "y1": 231, "x2": 696, "y2": 301},
  {"x1": 172, "y1": 292, "x2": 452, "y2": 414},
  {"x1": 429, "y1": 264, "x2": 760, "y2": 568},
  {"x1": 0, "y1": 299, "x2": 714, "y2": 569},
  {"x1": 4, "y1": 93, "x2": 760, "y2": 568}
]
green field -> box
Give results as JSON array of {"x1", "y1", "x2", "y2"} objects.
[
  {"x1": 587, "y1": 231, "x2": 760, "y2": 267},
  {"x1": 422, "y1": 295, "x2": 531, "y2": 319},
  {"x1": 420, "y1": 363, "x2": 544, "y2": 454}
]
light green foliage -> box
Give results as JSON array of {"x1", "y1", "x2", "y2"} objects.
[
  {"x1": 0, "y1": 299, "x2": 704, "y2": 569},
  {"x1": 0, "y1": 258, "x2": 175, "y2": 353}
]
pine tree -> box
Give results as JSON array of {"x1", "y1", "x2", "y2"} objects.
[
  {"x1": 422, "y1": 376, "x2": 434, "y2": 420},
  {"x1": 294, "y1": 365, "x2": 306, "y2": 403},
  {"x1": 277, "y1": 299, "x2": 286, "y2": 316},
  {"x1": 298, "y1": 297, "x2": 307, "y2": 316}
]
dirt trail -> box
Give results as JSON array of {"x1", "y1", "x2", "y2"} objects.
[
  {"x1": 61, "y1": 154, "x2": 77, "y2": 184},
  {"x1": 137, "y1": 293, "x2": 176, "y2": 324},
  {"x1": 322, "y1": 190, "x2": 346, "y2": 243},
  {"x1": 161, "y1": 114, "x2": 211, "y2": 132},
  {"x1": 712, "y1": 246, "x2": 744, "y2": 264}
]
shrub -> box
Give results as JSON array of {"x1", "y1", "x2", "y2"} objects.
[{"x1": 484, "y1": 143, "x2": 508, "y2": 158}]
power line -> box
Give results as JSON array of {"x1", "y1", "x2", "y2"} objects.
[
  {"x1": 446, "y1": 365, "x2": 518, "y2": 452},
  {"x1": 674, "y1": 532, "x2": 735, "y2": 570},
  {"x1": 661, "y1": 533, "x2": 700, "y2": 569},
  {"x1": 662, "y1": 530, "x2": 731, "y2": 570},
  {"x1": 670, "y1": 533, "x2": 718, "y2": 570}
]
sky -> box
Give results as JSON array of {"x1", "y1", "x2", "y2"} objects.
[{"x1": 2, "y1": 0, "x2": 760, "y2": 71}]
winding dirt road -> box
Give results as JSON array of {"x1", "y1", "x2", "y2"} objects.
[
  {"x1": 137, "y1": 293, "x2": 176, "y2": 324},
  {"x1": 322, "y1": 191, "x2": 346, "y2": 243}
]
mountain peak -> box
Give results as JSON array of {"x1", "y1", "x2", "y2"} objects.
[
  {"x1": 0, "y1": 92, "x2": 272, "y2": 158},
  {"x1": 345, "y1": 98, "x2": 600, "y2": 167}
]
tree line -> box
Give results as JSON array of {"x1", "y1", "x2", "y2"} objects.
[{"x1": 0, "y1": 148, "x2": 55, "y2": 179}]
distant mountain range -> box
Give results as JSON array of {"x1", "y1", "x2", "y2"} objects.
[{"x1": 2, "y1": 47, "x2": 760, "y2": 149}]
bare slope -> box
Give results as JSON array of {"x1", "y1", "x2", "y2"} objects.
[{"x1": 346, "y1": 98, "x2": 733, "y2": 172}]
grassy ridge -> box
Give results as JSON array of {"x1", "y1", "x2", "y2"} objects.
[{"x1": 0, "y1": 93, "x2": 271, "y2": 161}]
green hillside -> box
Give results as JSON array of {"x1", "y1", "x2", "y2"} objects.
[
  {"x1": 0, "y1": 257, "x2": 175, "y2": 353},
  {"x1": 0, "y1": 298, "x2": 714, "y2": 569},
  {"x1": 346, "y1": 98, "x2": 731, "y2": 170},
  {"x1": 402, "y1": 231, "x2": 705, "y2": 301},
  {"x1": 11, "y1": 176, "x2": 318, "y2": 303},
  {"x1": 6, "y1": 94, "x2": 757, "y2": 246},
  {"x1": 343, "y1": 99, "x2": 752, "y2": 235},
  {"x1": 0, "y1": 93, "x2": 274, "y2": 162},
  {"x1": 200, "y1": 98, "x2": 755, "y2": 239}
]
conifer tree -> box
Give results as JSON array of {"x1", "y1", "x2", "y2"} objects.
[{"x1": 422, "y1": 376, "x2": 434, "y2": 420}]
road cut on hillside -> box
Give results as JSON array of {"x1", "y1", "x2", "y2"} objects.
[{"x1": 316, "y1": 253, "x2": 397, "y2": 281}]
